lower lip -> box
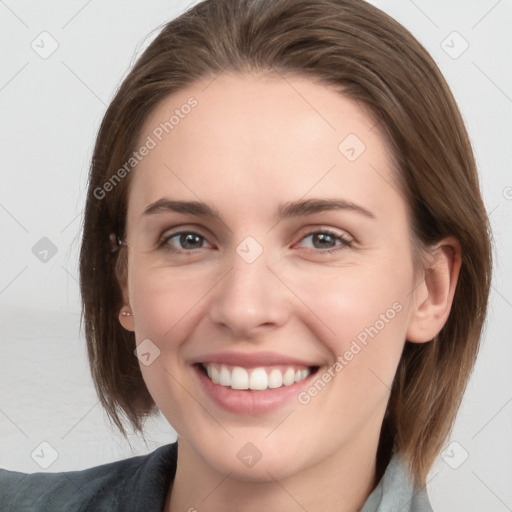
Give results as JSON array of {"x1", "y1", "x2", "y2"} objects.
[{"x1": 193, "y1": 364, "x2": 317, "y2": 415}]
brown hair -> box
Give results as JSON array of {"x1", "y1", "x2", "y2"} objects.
[{"x1": 79, "y1": 0, "x2": 492, "y2": 485}]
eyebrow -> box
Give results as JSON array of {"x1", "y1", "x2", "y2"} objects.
[
  {"x1": 142, "y1": 197, "x2": 375, "y2": 221},
  {"x1": 279, "y1": 198, "x2": 375, "y2": 219}
]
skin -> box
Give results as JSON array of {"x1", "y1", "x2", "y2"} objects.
[{"x1": 118, "y1": 72, "x2": 461, "y2": 512}]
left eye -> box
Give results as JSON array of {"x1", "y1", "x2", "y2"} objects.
[
  {"x1": 163, "y1": 232, "x2": 212, "y2": 251},
  {"x1": 297, "y1": 231, "x2": 351, "y2": 250}
]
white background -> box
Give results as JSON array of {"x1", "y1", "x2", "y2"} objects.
[{"x1": 1, "y1": 1, "x2": 511, "y2": 511}]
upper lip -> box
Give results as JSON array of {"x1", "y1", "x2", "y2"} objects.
[{"x1": 193, "y1": 350, "x2": 319, "y2": 368}]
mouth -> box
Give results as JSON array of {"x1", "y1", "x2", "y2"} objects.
[{"x1": 195, "y1": 362, "x2": 320, "y2": 391}]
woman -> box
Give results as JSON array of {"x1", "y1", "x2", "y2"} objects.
[{"x1": 0, "y1": 0, "x2": 492, "y2": 510}]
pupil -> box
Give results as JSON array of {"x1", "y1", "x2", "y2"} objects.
[
  {"x1": 314, "y1": 233, "x2": 334, "y2": 248},
  {"x1": 181, "y1": 233, "x2": 201, "y2": 249}
]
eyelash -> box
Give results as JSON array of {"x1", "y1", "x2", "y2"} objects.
[{"x1": 157, "y1": 229, "x2": 353, "y2": 255}]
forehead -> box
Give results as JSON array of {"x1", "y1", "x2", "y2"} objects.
[{"x1": 128, "y1": 72, "x2": 402, "y2": 222}]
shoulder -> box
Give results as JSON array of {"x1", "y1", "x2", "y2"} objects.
[{"x1": 0, "y1": 442, "x2": 177, "y2": 512}]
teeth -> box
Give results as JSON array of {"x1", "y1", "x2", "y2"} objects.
[
  {"x1": 231, "y1": 366, "x2": 249, "y2": 390},
  {"x1": 268, "y1": 368, "x2": 283, "y2": 389},
  {"x1": 219, "y1": 366, "x2": 231, "y2": 386},
  {"x1": 249, "y1": 368, "x2": 267, "y2": 390},
  {"x1": 202, "y1": 363, "x2": 311, "y2": 391},
  {"x1": 210, "y1": 366, "x2": 219, "y2": 384},
  {"x1": 282, "y1": 368, "x2": 295, "y2": 386}
]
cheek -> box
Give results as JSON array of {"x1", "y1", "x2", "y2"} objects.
[
  {"x1": 281, "y1": 259, "x2": 413, "y2": 405},
  {"x1": 290, "y1": 282, "x2": 408, "y2": 436},
  {"x1": 128, "y1": 259, "x2": 212, "y2": 340},
  {"x1": 285, "y1": 258, "x2": 413, "y2": 346},
  {"x1": 127, "y1": 264, "x2": 211, "y2": 426}
]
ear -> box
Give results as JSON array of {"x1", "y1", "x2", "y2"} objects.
[
  {"x1": 406, "y1": 236, "x2": 461, "y2": 343},
  {"x1": 119, "y1": 306, "x2": 135, "y2": 331},
  {"x1": 116, "y1": 248, "x2": 135, "y2": 332}
]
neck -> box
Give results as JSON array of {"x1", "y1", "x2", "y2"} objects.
[{"x1": 166, "y1": 427, "x2": 382, "y2": 512}]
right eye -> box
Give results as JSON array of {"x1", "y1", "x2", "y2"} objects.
[{"x1": 160, "y1": 231, "x2": 213, "y2": 253}]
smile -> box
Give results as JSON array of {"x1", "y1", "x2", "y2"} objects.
[
  {"x1": 199, "y1": 363, "x2": 315, "y2": 391},
  {"x1": 192, "y1": 353, "x2": 322, "y2": 415}
]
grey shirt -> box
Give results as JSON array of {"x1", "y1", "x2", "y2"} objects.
[{"x1": 0, "y1": 442, "x2": 433, "y2": 511}]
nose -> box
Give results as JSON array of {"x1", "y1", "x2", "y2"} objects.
[{"x1": 208, "y1": 248, "x2": 292, "y2": 339}]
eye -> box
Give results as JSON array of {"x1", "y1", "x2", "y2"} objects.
[
  {"x1": 160, "y1": 231, "x2": 212, "y2": 252},
  {"x1": 296, "y1": 230, "x2": 352, "y2": 252}
]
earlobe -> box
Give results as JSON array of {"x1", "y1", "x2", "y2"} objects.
[
  {"x1": 115, "y1": 248, "x2": 134, "y2": 331},
  {"x1": 119, "y1": 307, "x2": 135, "y2": 331},
  {"x1": 406, "y1": 237, "x2": 461, "y2": 343}
]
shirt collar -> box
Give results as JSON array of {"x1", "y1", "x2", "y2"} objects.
[{"x1": 360, "y1": 452, "x2": 433, "y2": 512}]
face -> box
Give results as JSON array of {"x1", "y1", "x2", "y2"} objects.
[{"x1": 119, "y1": 72, "x2": 422, "y2": 481}]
